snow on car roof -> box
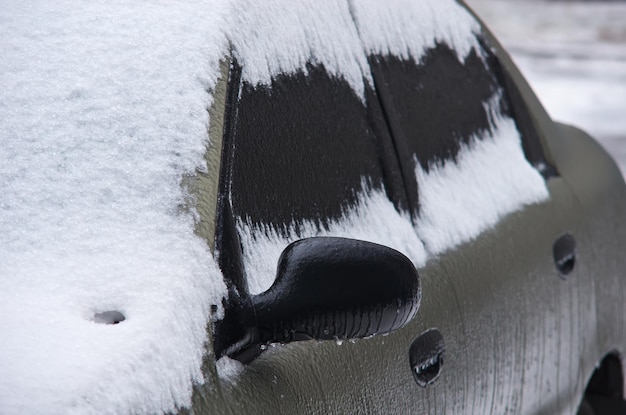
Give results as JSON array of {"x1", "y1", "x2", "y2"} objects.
[
  {"x1": 0, "y1": 0, "x2": 547, "y2": 414},
  {"x1": 0, "y1": 1, "x2": 229, "y2": 414}
]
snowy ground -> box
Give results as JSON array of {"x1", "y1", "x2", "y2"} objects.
[{"x1": 466, "y1": 0, "x2": 626, "y2": 176}]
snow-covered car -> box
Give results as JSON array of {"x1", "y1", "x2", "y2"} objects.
[{"x1": 2, "y1": 1, "x2": 625, "y2": 414}]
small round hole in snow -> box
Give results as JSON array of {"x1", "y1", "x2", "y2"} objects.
[{"x1": 94, "y1": 310, "x2": 125, "y2": 325}]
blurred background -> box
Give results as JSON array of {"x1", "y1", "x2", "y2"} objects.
[{"x1": 465, "y1": 0, "x2": 626, "y2": 176}]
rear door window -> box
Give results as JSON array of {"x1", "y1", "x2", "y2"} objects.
[
  {"x1": 369, "y1": 41, "x2": 554, "y2": 180},
  {"x1": 350, "y1": 1, "x2": 551, "y2": 255},
  {"x1": 229, "y1": 63, "x2": 384, "y2": 232}
]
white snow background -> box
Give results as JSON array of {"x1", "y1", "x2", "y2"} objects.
[{"x1": 466, "y1": 0, "x2": 626, "y2": 176}]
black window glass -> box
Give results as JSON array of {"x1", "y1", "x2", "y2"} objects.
[
  {"x1": 226, "y1": 62, "x2": 386, "y2": 233},
  {"x1": 369, "y1": 38, "x2": 555, "y2": 177}
]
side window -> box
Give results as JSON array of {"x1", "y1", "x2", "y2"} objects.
[
  {"x1": 367, "y1": 36, "x2": 551, "y2": 254},
  {"x1": 370, "y1": 40, "x2": 554, "y2": 180},
  {"x1": 229, "y1": 63, "x2": 384, "y2": 232},
  {"x1": 372, "y1": 43, "x2": 506, "y2": 173},
  {"x1": 217, "y1": 61, "x2": 425, "y2": 298}
]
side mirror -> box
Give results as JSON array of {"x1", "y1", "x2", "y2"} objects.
[{"x1": 222, "y1": 237, "x2": 421, "y2": 362}]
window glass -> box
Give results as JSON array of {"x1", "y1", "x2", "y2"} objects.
[
  {"x1": 228, "y1": 63, "x2": 385, "y2": 232},
  {"x1": 369, "y1": 39, "x2": 554, "y2": 176},
  {"x1": 367, "y1": 37, "x2": 551, "y2": 254}
]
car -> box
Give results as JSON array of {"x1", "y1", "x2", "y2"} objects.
[{"x1": 1, "y1": 0, "x2": 625, "y2": 414}]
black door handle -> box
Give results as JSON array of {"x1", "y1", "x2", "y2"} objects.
[{"x1": 553, "y1": 233, "x2": 577, "y2": 278}]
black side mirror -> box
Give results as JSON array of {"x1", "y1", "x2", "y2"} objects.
[{"x1": 220, "y1": 237, "x2": 421, "y2": 362}]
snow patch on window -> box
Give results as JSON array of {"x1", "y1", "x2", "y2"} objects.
[
  {"x1": 228, "y1": 0, "x2": 371, "y2": 98},
  {"x1": 350, "y1": 0, "x2": 482, "y2": 62},
  {"x1": 0, "y1": 1, "x2": 229, "y2": 414},
  {"x1": 414, "y1": 101, "x2": 550, "y2": 255},
  {"x1": 237, "y1": 186, "x2": 427, "y2": 296},
  {"x1": 229, "y1": 0, "x2": 481, "y2": 99}
]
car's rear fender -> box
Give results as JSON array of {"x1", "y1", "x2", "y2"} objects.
[{"x1": 549, "y1": 122, "x2": 626, "y2": 395}]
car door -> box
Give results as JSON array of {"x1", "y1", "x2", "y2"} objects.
[{"x1": 197, "y1": 2, "x2": 599, "y2": 415}]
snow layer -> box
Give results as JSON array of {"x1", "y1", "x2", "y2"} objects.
[
  {"x1": 229, "y1": 0, "x2": 482, "y2": 98},
  {"x1": 229, "y1": 0, "x2": 371, "y2": 97},
  {"x1": 350, "y1": 0, "x2": 481, "y2": 61},
  {"x1": 0, "y1": 1, "x2": 229, "y2": 414},
  {"x1": 415, "y1": 109, "x2": 550, "y2": 255}
]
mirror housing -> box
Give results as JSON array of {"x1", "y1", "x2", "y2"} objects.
[{"x1": 222, "y1": 237, "x2": 421, "y2": 362}]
